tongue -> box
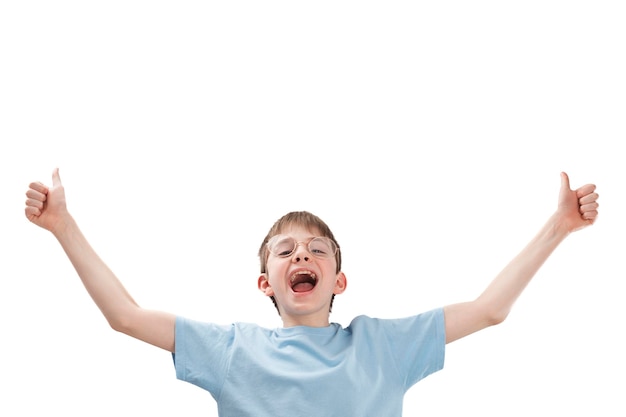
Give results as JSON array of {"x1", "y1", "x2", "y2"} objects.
[{"x1": 292, "y1": 282, "x2": 315, "y2": 292}]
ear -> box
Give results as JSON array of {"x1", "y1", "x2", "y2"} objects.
[
  {"x1": 258, "y1": 273, "x2": 275, "y2": 296},
  {"x1": 333, "y1": 272, "x2": 347, "y2": 295}
]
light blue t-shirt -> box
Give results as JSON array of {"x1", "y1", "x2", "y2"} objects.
[{"x1": 174, "y1": 308, "x2": 445, "y2": 417}]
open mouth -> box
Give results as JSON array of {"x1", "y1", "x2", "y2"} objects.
[{"x1": 290, "y1": 271, "x2": 318, "y2": 293}]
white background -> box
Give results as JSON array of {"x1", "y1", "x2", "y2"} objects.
[{"x1": 1, "y1": 1, "x2": 624, "y2": 416}]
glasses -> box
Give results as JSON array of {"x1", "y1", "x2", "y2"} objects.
[{"x1": 266, "y1": 235, "x2": 339, "y2": 259}]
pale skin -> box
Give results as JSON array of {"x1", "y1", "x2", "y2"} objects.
[{"x1": 24, "y1": 169, "x2": 599, "y2": 352}]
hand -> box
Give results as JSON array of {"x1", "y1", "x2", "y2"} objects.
[
  {"x1": 25, "y1": 168, "x2": 68, "y2": 234},
  {"x1": 557, "y1": 172, "x2": 599, "y2": 233}
]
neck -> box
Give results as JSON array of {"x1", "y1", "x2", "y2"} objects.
[{"x1": 281, "y1": 314, "x2": 331, "y2": 328}]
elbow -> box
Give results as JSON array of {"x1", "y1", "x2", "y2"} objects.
[
  {"x1": 101, "y1": 301, "x2": 142, "y2": 336},
  {"x1": 108, "y1": 316, "x2": 129, "y2": 334},
  {"x1": 486, "y1": 307, "x2": 510, "y2": 327},
  {"x1": 106, "y1": 311, "x2": 137, "y2": 336},
  {"x1": 475, "y1": 296, "x2": 511, "y2": 327}
]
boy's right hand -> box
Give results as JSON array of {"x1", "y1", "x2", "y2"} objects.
[{"x1": 25, "y1": 168, "x2": 68, "y2": 234}]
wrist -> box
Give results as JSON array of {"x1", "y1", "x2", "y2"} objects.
[
  {"x1": 547, "y1": 212, "x2": 572, "y2": 240},
  {"x1": 51, "y1": 213, "x2": 76, "y2": 239}
]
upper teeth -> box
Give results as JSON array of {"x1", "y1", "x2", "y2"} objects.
[{"x1": 291, "y1": 271, "x2": 317, "y2": 282}]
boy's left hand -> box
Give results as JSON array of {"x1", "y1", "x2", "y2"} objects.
[{"x1": 558, "y1": 172, "x2": 599, "y2": 233}]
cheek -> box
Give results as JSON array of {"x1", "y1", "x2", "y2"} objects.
[
  {"x1": 266, "y1": 257, "x2": 289, "y2": 277},
  {"x1": 322, "y1": 259, "x2": 339, "y2": 274}
]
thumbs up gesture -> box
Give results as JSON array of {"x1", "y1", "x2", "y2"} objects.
[
  {"x1": 557, "y1": 172, "x2": 599, "y2": 233},
  {"x1": 25, "y1": 168, "x2": 69, "y2": 234}
]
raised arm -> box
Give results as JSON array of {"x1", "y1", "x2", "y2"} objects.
[
  {"x1": 25, "y1": 168, "x2": 176, "y2": 352},
  {"x1": 443, "y1": 172, "x2": 599, "y2": 344}
]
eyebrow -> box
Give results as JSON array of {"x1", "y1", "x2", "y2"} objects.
[{"x1": 274, "y1": 235, "x2": 319, "y2": 241}]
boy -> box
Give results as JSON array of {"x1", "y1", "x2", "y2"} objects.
[{"x1": 24, "y1": 168, "x2": 599, "y2": 416}]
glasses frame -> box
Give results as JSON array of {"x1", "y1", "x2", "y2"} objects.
[{"x1": 266, "y1": 235, "x2": 339, "y2": 259}]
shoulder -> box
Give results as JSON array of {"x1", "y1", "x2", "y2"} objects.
[
  {"x1": 348, "y1": 308, "x2": 444, "y2": 330},
  {"x1": 175, "y1": 317, "x2": 273, "y2": 341}
]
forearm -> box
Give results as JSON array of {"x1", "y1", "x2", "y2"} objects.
[
  {"x1": 477, "y1": 212, "x2": 569, "y2": 323},
  {"x1": 53, "y1": 214, "x2": 139, "y2": 331},
  {"x1": 445, "y1": 213, "x2": 570, "y2": 343}
]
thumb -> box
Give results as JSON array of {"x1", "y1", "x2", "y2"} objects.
[
  {"x1": 52, "y1": 167, "x2": 62, "y2": 187},
  {"x1": 560, "y1": 171, "x2": 571, "y2": 192}
]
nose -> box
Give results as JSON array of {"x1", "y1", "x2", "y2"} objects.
[{"x1": 292, "y1": 242, "x2": 311, "y2": 263}]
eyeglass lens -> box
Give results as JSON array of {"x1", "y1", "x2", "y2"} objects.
[{"x1": 269, "y1": 236, "x2": 336, "y2": 258}]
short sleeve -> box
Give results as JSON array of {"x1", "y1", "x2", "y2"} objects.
[
  {"x1": 349, "y1": 308, "x2": 445, "y2": 389},
  {"x1": 387, "y1": 307, "x2": 446, "y2": 387},
  {"x1": 173, "y1": 316, "x2": 234, "y2": 397}
]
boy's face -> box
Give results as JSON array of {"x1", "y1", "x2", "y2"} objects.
[{"x1": 258, "y1": 225, "x2": 347, "y2": 327}]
